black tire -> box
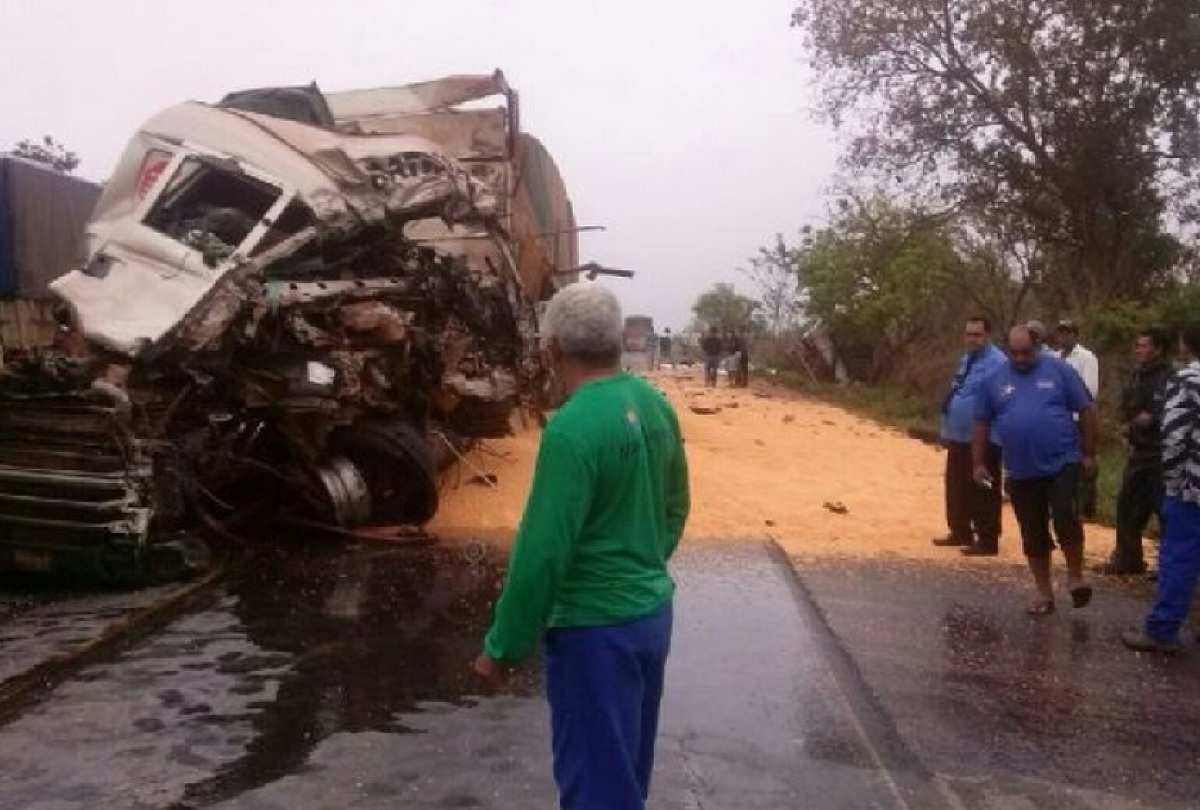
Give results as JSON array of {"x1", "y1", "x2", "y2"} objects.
[{"x1": 328, "y1": 420, "x2": 438, "y2": 525}]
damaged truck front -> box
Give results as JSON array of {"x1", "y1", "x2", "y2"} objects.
[{"x1": 0, "y1": 72, "x2": 577, "y2": 582}]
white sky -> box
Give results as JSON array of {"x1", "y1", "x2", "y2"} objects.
[{"x1": 0, "y1": 0, "x2": 839, "y2": 331}]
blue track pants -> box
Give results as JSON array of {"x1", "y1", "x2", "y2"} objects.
[
  {"x1": 1146, "y1": 496, "x2": 1200, "y2": 644},
  {"x1": 544, "y1": 602, "x2": 673, "y2": 810}
]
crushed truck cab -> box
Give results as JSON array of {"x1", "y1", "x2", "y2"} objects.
[{"x1": 0, "y1": 71, "x2": 577, "y2": 583}]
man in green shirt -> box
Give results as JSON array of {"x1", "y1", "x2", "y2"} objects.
[{"x1": 473, "y1": 282, "x2": 690, "y2": 810}]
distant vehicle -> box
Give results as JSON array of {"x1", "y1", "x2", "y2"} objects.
[{"x1": 622, "y1": 315, "x2": 656, "y2": 372}]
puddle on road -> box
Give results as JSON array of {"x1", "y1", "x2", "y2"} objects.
[
  {"x1": 174, "y1": 543, "x2": 536, "y2": 807},
  {"x1": 0, "y1": 543, "x2": 539, "y2": 810}
]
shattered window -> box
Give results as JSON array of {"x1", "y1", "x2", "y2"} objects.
[
  {"x1": 251, "y1": 200, "x2": 315, "y2": 256},
  {"x1": 143, "y1": 158, "x2": 281, "y2": 266}
]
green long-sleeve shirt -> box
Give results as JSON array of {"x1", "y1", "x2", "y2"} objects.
[{"x1": 483, "y1": 372, "x2": 690, "y2": 663}]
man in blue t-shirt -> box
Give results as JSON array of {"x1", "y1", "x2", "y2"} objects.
[
  {"x1": 935, "y1": 316, "x2": 1007, "y2": 555},
  {"x1": 974, "y1": 325, "x2": 1098, "y2": 615}
]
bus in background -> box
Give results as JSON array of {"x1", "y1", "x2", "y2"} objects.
[{"x1": 622, "y1": 314, "x2": 657, "y2": 373}]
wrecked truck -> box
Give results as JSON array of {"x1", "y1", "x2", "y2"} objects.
[{"x1": 0, "y1": 71, "x2": 578, "y2": 582}]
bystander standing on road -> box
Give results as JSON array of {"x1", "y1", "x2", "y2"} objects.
[
  {"x1": 1056, "y1": 320, "x2": 1101, "y2": 519},
  {"x1": 934, "y1": 316, "x2": 1007, "y2": 556},
  {"x1": 1056, "y1": 321, "x2": 1100, "y2": 397},
  {"x1": 473, "y1": 283, "x2": 690, "y2": 809},
  {"x1": 1099, "y1": 328, "x2": 1172, "y2": 576},
  {"x1": 1026, "y1": 319, "x2": 1056, "y2": 356},
  {"x1": 657, "y1": 328, "x2": 673, "y2": 369},
  {"x1": 726, "y1": 332, "x2": 747, "y2": 387},
  {"x1": 700, "y1": 326, "x2": 723, "y2": 387},
  {"x1": 974, "y1": 326, "x2": 1097, "y2": 615},
  {"x1": 1122, "y1": 325, "x2": 1200, "y2": 654},
  {"x1": 736, "y1": 332, "x2": 750, "y2": 387}
]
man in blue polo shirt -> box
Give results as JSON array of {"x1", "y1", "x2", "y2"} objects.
[
  {"x1": 974, "y1": 325, "x2": 1098, "y2": 615},
  {"x1": 935, "y1": 316, "x2": 1007, "y2": 555}
]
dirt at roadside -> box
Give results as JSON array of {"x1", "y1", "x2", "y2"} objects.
[{"x1": 428, "y1": 369, "x2": 1123, "y2": 569}]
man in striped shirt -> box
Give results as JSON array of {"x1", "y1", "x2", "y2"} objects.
[{"x1": 1123, "y1": 324, "x2": 1200, "y2": 653}]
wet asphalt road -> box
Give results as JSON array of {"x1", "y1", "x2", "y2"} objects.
[
  {"x1": 0, "y1": 542, "x2": 1198, "y2": 809},
  {"x1": 0, "y1": 543, "x2": 915, "y2": 810},
  {"x1": 797, "y1": 554, "x2": 1200, "y2": 809}
]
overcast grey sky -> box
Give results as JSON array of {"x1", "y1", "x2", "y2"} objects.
[{"x1": 1, "y1": 0, "x2": 839, "y2": 331}]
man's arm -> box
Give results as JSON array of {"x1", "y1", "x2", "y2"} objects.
[
  {"x1": 1083, "y1": 352, "x2": 1100, "y2": 399},
  {"x1": 971, "y1": 371, "x2": 998, "y2": 484},
  {"x1": 663, "y1": 416, "x2": 690, "y2": 559},
  {"x1": 482, "y1": 430, "x2": 593, "y2": 664},
  {"x1": 1078, "y1": 405, "x2": 1098, "y2": 475},
  {"x1": 971, "y1": 418, "x2": 993, "y2": 485},
  {"x1": 1162, "y1": 374, "x2": 1199, "y2": 487}
]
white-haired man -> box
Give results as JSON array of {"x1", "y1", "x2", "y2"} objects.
[{"x1": 474, "y1": 282, "x2": 690, "y2": 810}]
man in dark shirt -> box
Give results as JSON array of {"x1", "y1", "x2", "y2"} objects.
[
  {"x1": 700, "y1": 326, "x2": 723, "y2": 387},
  {"x1": 1123, "y1": 324, "x2": 1200, "y2": 653},
  {"x1": 935, "y1": 316, "x2": 1006, "y2": 555},
  {"x1": 974, "y1": 326, "x2": 1097, "y2": 615},
  {"x1": 1099, "y1": 328, "x2": 1173, "y2": 576}
]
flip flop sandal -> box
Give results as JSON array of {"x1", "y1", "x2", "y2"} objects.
[
  {"x1": 1026, "y1": 599, "x2": 1055, "y2": 616},
  {"x1": 1070, "y1": 585, "x2": 1094, "y2": 609}
]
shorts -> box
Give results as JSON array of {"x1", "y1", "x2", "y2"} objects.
[{"x1": 1009, "y1": 463, "x2": 1084, "y2": 557}]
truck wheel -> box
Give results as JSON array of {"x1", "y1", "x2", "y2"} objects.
[{"x1": 328, "y1": 420, "x2": 438, "y2": 526}]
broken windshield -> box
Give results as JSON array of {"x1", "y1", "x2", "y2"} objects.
[{"x1": 143, "y1": 157, "x2": 281, "y2": 266}]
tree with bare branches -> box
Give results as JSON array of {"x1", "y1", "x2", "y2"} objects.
[{"x1": 792, "y1": 0, "x2": 1200, "y2": 313}]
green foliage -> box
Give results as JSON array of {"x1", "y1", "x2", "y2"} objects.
[
  {"x1": 1150, "y1": 284, "x2": 1200, "y2": 333},
  {"x1": 1088, "y1": 283, "x2": 1200, "y2": 355},
  {"x1": 792, "y1": 0, "x2": 1200, "y2": 313},
  {"x1": 794, "y1": 196, "x2": 963, "y2": 381},
  {"x1": 789, "y1": 377, "x2": 940, "y2": 436},
  {"x1": 741, "y1": 235, "x2": 803, "y2": 336},
  {"x1": 691, "y1": 283, "x2": 762, "y2": 334},
  {"x1": 1094, "y1": 445, "x2": 1130, "y2": 530},
  {"x1": 11, "y1": 136, "x2": 78, "y2": 173},
  {"x1": 1088, "y1": 301, "x2": 1150, "y2": 355}
]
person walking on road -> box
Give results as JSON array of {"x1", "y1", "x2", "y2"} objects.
[
  {"x1": 737, "y1": 332, "x2": 751, "y2": 387},
  {"x1": 933, "y1": 316, "x2": 1007, "y2": 556},
  {"x1": 726, "y1": 332, "x2": 747, "y2": 387},
  {"x1": 1122, "y1": 325, "x2": 1200, "y2": 654},
  {"x1": 1026, "y1": 319, "x2": 1056, "y2": 356},
  {"x1": 473, "y1": 283, "x2": 690, "y2": 809},
  {"x1": 1099, "y1": 328, "x2": 1172, "y2": 576},
  {"x1": 700, "y1": 326, "x2": 723, "y2": 387},
  {"x1": 657, "y1": 328, "x2": 673, "y2": 369},
  {"x1": 1056, "y1": 320, "x2": 1101, "y2": 519},
  {"x1": 974, "y1": 325, "x2": 1098, "y2": 615},
  {"x1": 1056, "y1": 320, "x2": 1100, "y2": 397}
]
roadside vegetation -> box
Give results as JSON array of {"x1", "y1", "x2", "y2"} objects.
[{"x1": 684, "y1": 1, "x2": 1200, "y2": 532}]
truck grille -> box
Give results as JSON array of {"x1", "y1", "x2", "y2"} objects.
[{"x1": 0, "y1": 399, "x2": 153, "y2": 558}]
